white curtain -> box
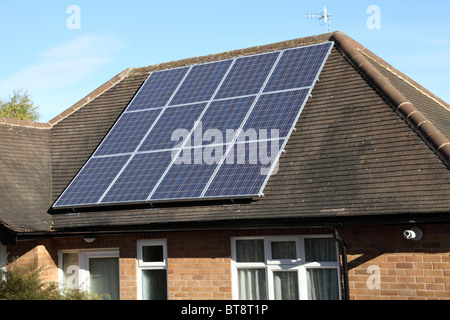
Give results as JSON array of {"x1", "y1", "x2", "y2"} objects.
[
  {"x1": 273, "y1": 271, "x2": 298, "y2": 300},
  {"x1": 306, "y1": 268, "x2": 339, "y2": 300},
  {"x1": 238, "y1": 269, "x2": 266, "y2": 300}
]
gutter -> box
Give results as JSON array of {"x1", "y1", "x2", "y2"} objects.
[{"x1": 15, "y1": 211, "x2": 450, "y2": 240}]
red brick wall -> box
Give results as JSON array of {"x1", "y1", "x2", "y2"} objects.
[
  {"x1": 7, "y1": 239, "x2": 59, "y2": 283},
  {"x1": 167, "y1": 231, "x2": 232, "y2": 300},
  {"x1": 340, "y1": 223, "x2": 450, "y2": 300},
  {"x1": 5, "y1": 224, "x2": 449, "y2": 300}
]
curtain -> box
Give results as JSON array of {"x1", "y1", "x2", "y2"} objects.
[
  {"x1": 238, "y1": 269, "x2": 266, "y2": 300},
  {"x1": 304, "y1": 238, "x2": 337, "y2": 262},
  {"x1": 306, "y1": 269, "x2": 339, "y2": 300},
  {"x1": 142, "y1": 269, "x2": 168, "y2": 300},
  {"x1": 271, "y1": 241, "x2": 296, "y2": 260},
  {"x1": 236, "y1": 240, "x2": 264, "y2": 262},
  {"x1": 273, "y1": 271, "x2": 299, "y2": 300},
  {"x1": 89, "y1": 257, "x2": 119, "y2": 300}
]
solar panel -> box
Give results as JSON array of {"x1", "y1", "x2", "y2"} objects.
[
  {"x1": 264, "y1": 43, "x2": 332, "y2": 92},
  {"x1": 94, "y1": 109, "x2": 161, "y2": 156},
  {"x1": 127, "y1": 67, "x2": 189, "y2": 111},
  {"x1": 100, "y1": 151, "x2": 173, "y2": 204},
  {"x1": 243, "y1": 89, "x2": 310, "y2": 139},
  {"x1": 215, "y1": 51, "x2": 279, "y2": 99},
  {"x1": 170, "y1": 60, "x2": 233, "y2": 105},
  {"x1": 150, "y1": 146, "x2": 224, "y2": 200},
  {"x1": 53, "y1": 41, "x2": 334, "y2": 208},
  {"x1": 138, "y1": 102, "x2": 207, "y2": 152},
  {"x1": 54, "y1": 155, "x2": 131, "y2": 207},
  {"x1": 203, "y1": 139, "x2": 283, "y2": 198}
]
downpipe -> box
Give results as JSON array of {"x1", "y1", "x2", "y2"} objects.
[{"x1": 333, "y1": 227, "x2": 350, "y2": 300}]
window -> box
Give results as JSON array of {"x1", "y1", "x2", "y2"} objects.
[
  {"x1": 59, "y1": 249, "x2": 119, "y2": 300},
  {"x1": 231, "y1": 235, "x2": 341, "y2": 300},
  {"x1": 137, "y1": 239, "x2": 168, "y2": 300},
  {"x1": 0, "y1": 243, "x2": 6, "y2": 269}
]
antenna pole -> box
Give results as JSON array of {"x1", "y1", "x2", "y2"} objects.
[{"x1": 306, "y1": 5, "x2": 331, "y2": 32}]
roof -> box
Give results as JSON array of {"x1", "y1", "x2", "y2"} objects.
[
  {"x1": 1, "y1": 31, "x2": 450, "y2": 236},
  {"x1": 0, "y1": 120, "x2": 51, "y2": 234}
]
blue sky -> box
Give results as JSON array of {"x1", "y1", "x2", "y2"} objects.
[{"x1": 0, "y1": 1, "x2": 449, "y2": 122}]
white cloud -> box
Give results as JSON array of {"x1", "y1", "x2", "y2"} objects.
[{"x1": 0, "y1": 33, "x2": 123, "y2": 93}]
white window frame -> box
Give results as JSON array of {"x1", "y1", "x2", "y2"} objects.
[
  {"x1": 58, "y1": 248, "x2": 119, "y2": 294},
  {"x1": 231, "y1": 235, "x2": 341, "y2": 300},
  {"x1": 0, "y1": 243, "x2": 6, "y2": 269},
  {"x1": 137, "y1": 239, "x2": 168, "y2": 300}
]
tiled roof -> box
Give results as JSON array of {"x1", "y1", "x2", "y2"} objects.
[
  {"x1": 332, "y1": 32, "x2": 450, "y2": 167},
  {"x1": 0, "y1": 121, "x2": 51, "y2": 233},
  {"x1": 1, "y1": 31, "x2": 450, "y2": 235}
]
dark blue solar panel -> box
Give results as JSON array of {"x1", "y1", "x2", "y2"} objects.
[
  {"x1": 215, "y1": 51, "x2": 279, "y2": 99},
  {"x1": 53, "y1": 42, "x2": 334, "y2": 208},
  {"x1": 150, "y1": 146, "x2": 224, "y2": 200},
  {"x1": 54, "y1": 155, "x2": 130, "y2": 207},
  {"x1": 204, "y1": 140, "x2": 282, "y2": 198},
  {"x1": 138, "y1": 103, "x2": 207, "y2": 152},
  {"x1": 242, "y1": 89, "x2": 309, "y2": 139},
  {"x1": 198, "y1": 96, "x2": 255, "y2": 138},
  {"x1": 264, "y1": 42, "x2": 332, "y2": 92},
  {"x1": 94, "y1": 109, "x2": 162, "y2": 156},
  {"x1": 100, "y1": 151, "x2": 173, "y2": 204},
  {"x1": 170, "y1": 60, "x2": 233, "y2": 105},
  {"x1": 127, "y1": 67, "x2": 189, "y2": 111}
]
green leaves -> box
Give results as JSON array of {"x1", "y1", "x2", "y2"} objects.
[
  {"x1": 0, "y1": 89, "x2": 40, "y2": 121},
  {"x1": 0, "y1": 257, "x2": 104, "y2": 300}
]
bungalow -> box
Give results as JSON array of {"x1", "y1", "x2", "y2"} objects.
[{"x1": 0, "y1": 31, "x2": 449, "y2": 300}]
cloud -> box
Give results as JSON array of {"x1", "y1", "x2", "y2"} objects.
[{"x1": 0, "y1": 33, "x2": 123, "y2": 93}]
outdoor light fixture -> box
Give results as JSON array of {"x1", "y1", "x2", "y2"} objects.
[
  {"x1": 83, "y1": 237, "x2": 96, "y2": 243},
  {"x1": 403, "y1": 227, "x2": 423, "y2": 241}
]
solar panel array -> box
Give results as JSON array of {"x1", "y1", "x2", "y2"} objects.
[{"x1": 53, "y1": 41, "x2": 334, "y2": 208}]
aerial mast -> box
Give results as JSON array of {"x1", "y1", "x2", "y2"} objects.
[{"x1": 306, "y1": 6, "x2": 331, "y2": 32}]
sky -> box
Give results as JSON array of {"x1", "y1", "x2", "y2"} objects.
[{"x1": 0, "y1": 1, "x2": 449, "y2": 122}]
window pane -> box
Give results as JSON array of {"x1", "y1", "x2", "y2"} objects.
[
  {"x1": 271, "y1": 241, "x2": 296, "y2": 260},
  {"x1": 306, "y1": 268, "x2": 339, "y2": 300},
  {"x1": 236, "y1": 240, "x2": 264, "y2": 262},
  {"x1": 143, "y1": 245, "x2": 164, "y2": 262},
  {"x1": 62, "y1": 253, "x2": 79, "y2": 289},
  {"x1": 89, "y1": 257, "x2": 119, "y2": 300},
  {"x1": 304, "y1": 238, "x2": 337, "y2": 262},
  {"x1": 142, "y1": 269, "x2": 168, "y2": 300},
  {"x1": 238, "y1": 268, "x2": 267, "y2": 300},
  {"x1": 273, "y1": 271, "x2": 299, "y2": 300}
]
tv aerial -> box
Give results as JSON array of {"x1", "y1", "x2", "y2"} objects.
[{"x1": 306, "y1": 6, "x2": 331, "y2": 32}]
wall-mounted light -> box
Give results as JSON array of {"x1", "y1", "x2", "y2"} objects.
[
  {"x1": 83, "y1": 237, "x2": 96, "y2": 243},
  {"x1": 403, "y1": 227, "x2": 422, "y2": 241}
]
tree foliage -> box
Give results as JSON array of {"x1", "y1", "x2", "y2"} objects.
[
  {"x1": 0, "y1": 89, "x2": 40, "y2": 121},
  {"x1": 0, "y1": 257, "x2": 103, "y2": 300}
]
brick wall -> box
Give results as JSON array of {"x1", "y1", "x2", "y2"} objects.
[
  {"x1": 167, "y1": 231, "x2": 232, "y2": 300},
  {"x1": 7, "y1": 239, "x2": 59, "y2": 283},
  {"x1": 340, "y1": 223, "x2": 450, "y2": 300},
  {"x1": 5, "y1": 224, "x2": 449, "y2": 300}
]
